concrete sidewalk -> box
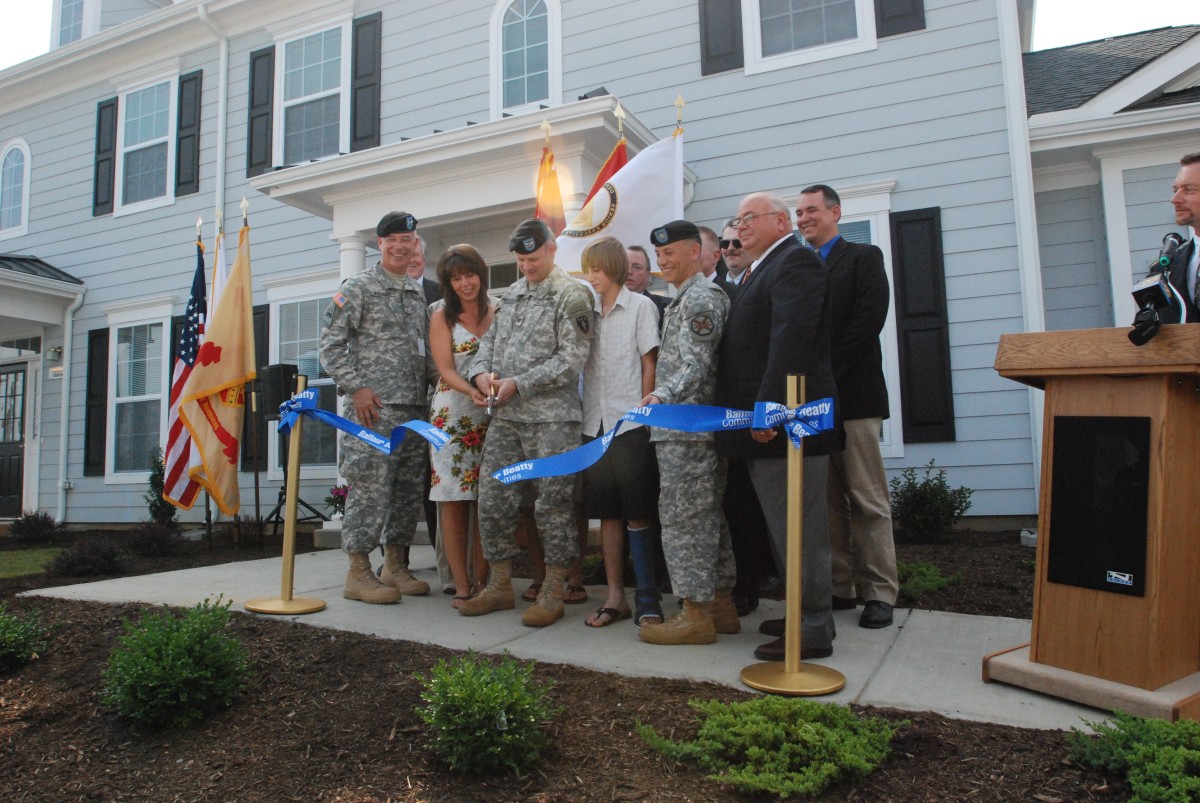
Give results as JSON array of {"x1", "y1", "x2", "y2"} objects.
[{"x1": 22, "y1": 544, "x2": 1106, "y2": 732}]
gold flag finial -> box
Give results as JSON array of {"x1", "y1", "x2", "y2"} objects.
[
  {"x1": 540, "y1": 118, "x2": 552, "y2": 144},
  {"x1": 240, "y1": 196, "x2": 249, "y2": 225},
  {"x1": 216, "y1": 208, "x2": 224, "y2": 235},
  {"x1": 674, "y1": 94, "x2": 686, "y2": 136},
  {"x1": 615, "y1": 101, "x2": 626, "y2": 136},
  {"x1": 196, "y1": 216, "x2": 203, "y2": 240}
]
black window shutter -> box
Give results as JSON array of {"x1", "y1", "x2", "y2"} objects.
[
  {"x1": 241, "y1": 304, "x2": 270, "y2": 472},
  {"x1": 699, "y1": 0, "x2": 744, "y2": 75},
  {"x1": 351, "y1": 12, "x2": 383, "y2": 152},
  {"x1": 84, "y1": 328, "x2": 110, "y2": 476},
  {"x1": 175, "y1": 69, "x2": 203, "y2": 196},
  {"x1": 875, "y1": 0, "x2": 925, "y2": 38},
  {"x1": 93, "y1": 97, "x2": 118, "y2": 216},
  {"x1": 889, "y1": 207, "x2": 955, "y2": 443},
  {"x1": 246, "y1": 46, "x2": 275, "y2": 177}
]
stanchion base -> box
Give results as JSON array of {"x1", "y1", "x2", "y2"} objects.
[
  {"x1": 740, "y1": 661, "x2": 846, "y2": 696},
  {"x1": 243, "y1": 597, "x2": 327, "y2": 615}
]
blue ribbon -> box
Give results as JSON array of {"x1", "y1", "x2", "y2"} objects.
[
  {"x1": 277, "y1": 390, "x2": 451, "y2": 455},
  {"x1": 493, "y1": 399, "x2": 834, "y2": 484}
]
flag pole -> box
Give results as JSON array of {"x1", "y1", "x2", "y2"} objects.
[
  {"x1": 244, "y1": 373, "x2": 326, "y2": 615},
  {"x1": 741, "y1": 374, "x2": 844, "y2": 695}
]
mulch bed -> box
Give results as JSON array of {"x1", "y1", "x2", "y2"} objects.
[{"x1": 0, "y1": 528, "x2": 1128, "y2": 801}]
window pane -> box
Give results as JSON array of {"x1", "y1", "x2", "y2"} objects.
[
  {"x1": 284, "y1": 28, "x2": 341, "y2": 102},
  {"x1": 124, "y1": 83, "x2": 169, "y2": 147},
  {"x1": 297, "y1": 384, "x2": 338, "y2": 465},
  {"x1": 59, "y1": 0, "x2": 83, "y2": 45},
  {"x1": 504, "y1": 78, "x2": 525, "y2": 109},
  {"x1": 278, "y1": 299, "x2": 335, "y2": 466},
  {"x1": 0, "y1": 148, "x2": 24, "y2": 230},
  {"x1": 760, "y1": 0, "x2": 858, "y2": 56},
  {"x1": 115, "y1": 399, "x2": 160, "y2": 472},
  {"x1": 526, "y1": 71, "x2": 548, "y2": 104},
  {"x1": 284, "y1": 96, "x2": 340, "y2": 164},
  {"x1": 122, "y1": 142, "x2": 168, "y2": 204}
]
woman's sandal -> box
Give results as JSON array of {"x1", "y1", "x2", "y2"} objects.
[
  {"x1": 633, "y1": 592, "x2": 664, "y2": 628},
  {"x1": 521, "y1": 582, "x2": 542, "y2": 603},
  {"x1": 584, "y1": 606, "x2": 632, "y2": 628},
  {"x1": 563, "y1": 584, "x2": 588, "y2": 604}
]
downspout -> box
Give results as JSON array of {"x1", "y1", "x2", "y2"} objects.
[
  {"x1": 198, "y1": 3, "x2": 229, "y2": 224},
  {"x1": 55, "y1": 289, "x2": 86, "y2": 523}
]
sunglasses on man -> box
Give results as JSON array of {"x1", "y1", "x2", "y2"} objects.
[{"x1": 719, "y1": 238, "x2": 741, "y2": 249}]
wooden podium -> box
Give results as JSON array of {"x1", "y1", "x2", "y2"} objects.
[{"x1": 983, "y1": 325, "x2": 1200, "y2": 720}]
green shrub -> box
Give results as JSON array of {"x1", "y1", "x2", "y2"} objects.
[
  {"x1": 1071, "y1": 712, "x2": 1200, "y2": 801},
  {"x1": 0, "y1": 602, "x2": 45, "y2": 673},
  {"x1": 417, "y1": 651, "x2": 558, "y2": 775},
  {"x1": 889, "y1": 459, "x2": 973, "y2": 542},
  {"x1": 9, "y1": 510, "x2": 64, "y2": 544},
  {"x1": 896, "y1": 559, "x2": 961, "y2": 606},
  {"x1": 639, "y1": 697, "x2": 901, "y2": 798},
  {"x1": 127, "y1": 520, "x2": 185, "y2": 557},
  {"x1": 47, "y1": 537, "x2": 124, "y2": 577},
  {"x1": 102, "y1": 597, "x2": 251, "y2": 730},
  {"x1": 144, "y1": 447, "x2": 179, "y2": 531}
]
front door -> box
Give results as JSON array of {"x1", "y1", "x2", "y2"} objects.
[{"x1": 0, "y1": 365, "x2": 26, "y2": 517}]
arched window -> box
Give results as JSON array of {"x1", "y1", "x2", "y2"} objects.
[
  {"x1": 0, "y1": 140, "x2": 30, "y2": 239},
  {"x1": 491, "y1": 0, "x2": 561, "y2": 118}
]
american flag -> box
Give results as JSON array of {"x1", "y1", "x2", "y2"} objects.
[{"x1": 164, "y1": 241, "x2": 207, "y2": 508}]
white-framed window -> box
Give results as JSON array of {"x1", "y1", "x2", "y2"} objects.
[
  {"x1": 0, "y1": 139, "x2": 31, "y2": 240},
  {"x1": 490, "y1": 0, "x2": 562, "y2": 118},
  {"x1": 743, "y1": 0, "x2": 876, "y2": 75},
  {"x1": 109, "y1": 320, "x2": 168, "y2": 476},
  {"x1": 786, "y1": 180, "x2": 903, "y2": 457},
  {"x1": 114, "y1": 76, "x2": 177, "y2": 216},
  {"x1": 53, "y1": 0, "x2": 97, "y2": 47},
  {"x1": 276, "y1": 22, "x2": 352, "y2": 167}
]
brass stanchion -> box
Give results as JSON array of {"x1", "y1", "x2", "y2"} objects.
[
  {"x1": 244, "y1": 374, "x2": 326, "y2": 615},
  {"x1": 740, "y1": 374, "x2": 844, "y2": 695}
]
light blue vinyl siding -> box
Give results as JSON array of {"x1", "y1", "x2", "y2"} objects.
[{"x1": 1036, "y1": 185, "x2": 1112, "y2": 332}]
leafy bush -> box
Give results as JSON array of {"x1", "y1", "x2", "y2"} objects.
[
  {"x1": 889, "y1": 459, "x2": 973, "y2": 543},
  {"x1": 144, "y1": 447, "x2": 179, "y2": 531},
  {"x1": 896, "y1": 559, "x2": 961, "y2": 606},
  {"x1": 639, "y1": 697, "x2": 901, "y2": 798},
  {"x1": 0, "y1": 602, "x2": 45, "y2": 673},
  {"x1": 9, "y1": 510, "x2": 64, "y2": 544},
  {"x1": 102, "y1": 597, "x2": 251, "y2": 730},
  {"x1": 1071, "y1": 712, "x2": 1200, "y2": 801},
  {"x1": 47, "y1": 537, "x2": 124, "y2": 577},
  {"x1": 127, "y1": 520, "x2": 185, "y2": 557},
  {"x1": 417, "y1": 651, "x2": 558, "y2": 775}
]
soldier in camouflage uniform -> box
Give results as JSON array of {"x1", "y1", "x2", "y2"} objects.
[
  {"x1": 457, "y1": 219, "x2": 594, "y2": 627},
  {"x1": 319, "y1": 211, "x2": 433, "y2": 604},
  {"x1": 636, "y1": 220, "x2": 738, "y2": 646}
]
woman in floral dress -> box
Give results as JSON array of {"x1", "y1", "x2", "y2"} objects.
[{"x1": 428, "y1": 245, "x2": 494, "y2": 607}]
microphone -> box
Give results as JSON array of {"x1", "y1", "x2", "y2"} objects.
[{"x1": 1156, "y1": 232, "x2": 1185, "y2": 269}]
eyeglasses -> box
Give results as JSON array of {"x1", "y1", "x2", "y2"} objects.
[
  {"x1": 731, "y1": 210, "x2": 785, "y2": 228},
  {"x1": 719, "y1": 238, "x2": 741, "y2": 249}
]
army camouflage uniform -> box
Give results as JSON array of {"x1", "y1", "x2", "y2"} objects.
[
  {"x1": 320, "y1": 264, "x2": 432, "y2": 555},
  {"x1": 650, "y1": 273, "x2": 735, "y2": 603},
  {"x1": 471, "y1": 265, "x2": 593, "y2": 566}
]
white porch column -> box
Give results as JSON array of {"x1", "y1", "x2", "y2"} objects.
[{"x1": 337, "y1": 235, "x2": 367, "y2": 281}]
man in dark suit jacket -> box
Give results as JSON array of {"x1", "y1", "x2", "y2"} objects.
[
  {"x1": 797, "y1": 184, "x2": 898, "y2": 630},
  {"x1": 1167, "y1": 152, "x2": 1200, "y2": 322},
  {"x1": 626, "y1": 244, "x2": 671, "y2": 323},
  {"x1": 715, "y1": 192, "x2": 841, "y2": 662},
  {"x1": 408, "y1": 236, "x2": 443, "y2": 306}
]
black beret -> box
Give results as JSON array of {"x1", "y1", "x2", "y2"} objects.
[
  {"x1": 650, "y1": 219, "x2": 701, "y2": 247},
  {"x1": 376, "y1": 211, "x2": 418, "y2": 237},
  {"x1": 508, "y1": 218, "x2": 554, "y2": 254}
]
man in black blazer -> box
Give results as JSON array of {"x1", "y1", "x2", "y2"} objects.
[
  {"x1": 797, "y1": 184, "x2": 898, "y2": 630},
  {"x1": 408, "y1": 236, "x2": 443, "y2": 306},
  {"x1": 714, "y1": 192, "x2": 841, "y2": 662},
  {"x1": 1168, "y1": 152, "x2": 1200, "y2": 323},
  {"x1": 626, "y1": 245, "x2": 671, "y2": 323}
]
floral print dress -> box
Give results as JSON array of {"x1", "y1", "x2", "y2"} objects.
[{"x1": 428, "y1": 322, "x2": 490, "y2": 500}]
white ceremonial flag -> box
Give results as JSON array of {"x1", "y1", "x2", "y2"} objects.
[{"x1": 554, "y1": 134, "x2": 683, "y2": 272}]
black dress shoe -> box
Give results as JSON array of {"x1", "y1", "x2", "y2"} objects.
[
  {"x1": 831, "y1": 595, "x2": 858, "y2": 610},
  {"x1": 752, "y1": 637, "x2": 833, "y2": 662},
  {"x1": 859, "y1": 600, "x2": 894, "y2": 629},
  {"x1": 758, "y1": 617, "x2": 784, "y2": 637},
  {"x1": 733, "y1": 594, "x2": 759, "y2": 617}
]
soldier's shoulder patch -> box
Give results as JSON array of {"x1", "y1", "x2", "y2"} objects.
[
  {"x1": 332, "y1": 291, "x2": 348, "y2": 308},
  {"x1": 689, "y1": 312, "x2": 717, "y2": 338},
  {"x1": 563, "y1": 292, "x2": 594, "y2": 337}
]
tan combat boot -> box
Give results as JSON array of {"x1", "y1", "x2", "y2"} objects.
[
  {"x1": 380, "y1": 544, "x2": 431, "y2": 596},
  {"x1": 457, "y1": 559, "x2": 516, "y2": 616},
  {"x1": 522, "y1": 564, "x2": 567, "y2": 627},
  {"x1": 639, "y1": 599, "x2": 717, "y2": 645},
  {"x1": 711, "y1": 587, "x2": 742, "y2": 635},
  {"x1": 343, "y1": 552, "x2": 402, "y2": 604}
]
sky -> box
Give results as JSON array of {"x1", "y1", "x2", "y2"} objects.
[{"x1": 0, "y1": 0, "x2": 1194, "y2": 72}]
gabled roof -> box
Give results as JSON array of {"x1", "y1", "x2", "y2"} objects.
[
  {"x1": 1023, "y1": 26, "x2": 1200, "y2": 116},
  {"x1": 0, "y1": 254, "x2": 83, "y2": 285}
]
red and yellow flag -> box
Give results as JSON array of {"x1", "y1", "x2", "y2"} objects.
[
  {"x1": 179, "y1": 224, "x2": 256, "y2": 515},
  {"x1": 534, "y1": 146, "x2": 566, "y2": 236},
  {"x1": 583, "y1": 137, "x2": 627, "y2": 206}
]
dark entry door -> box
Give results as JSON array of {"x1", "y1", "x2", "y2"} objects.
[{"x1": 0, "y1": 366, "x2": 26, "y2": 518}]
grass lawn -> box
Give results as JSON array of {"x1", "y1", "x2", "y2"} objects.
[{"x1": 0, "y1": 547, "x2": 61, "y2": 578}]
